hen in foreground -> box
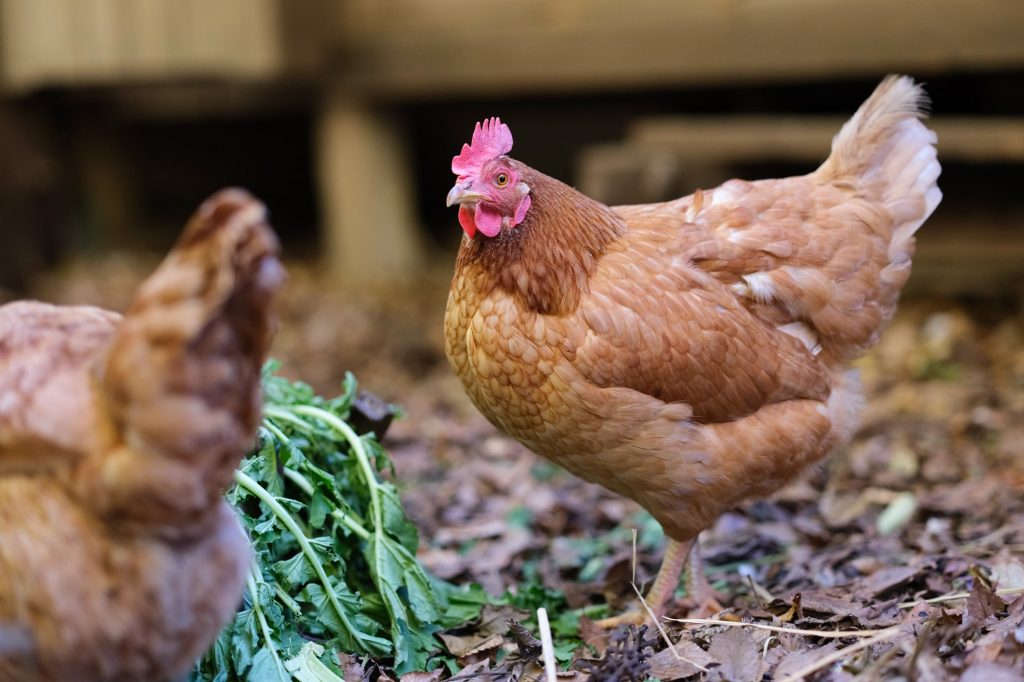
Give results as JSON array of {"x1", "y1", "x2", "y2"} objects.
[
  {"x1": 0, "y1": 189, "x2": 283, "y2": 680},
  {"x1": 444, "y1": 76, "x2": 941, "y2": 624}
]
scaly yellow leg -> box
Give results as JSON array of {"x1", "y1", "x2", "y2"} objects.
[{"x1": 594, "y1": 537, "x2": 695, "y2": 629}]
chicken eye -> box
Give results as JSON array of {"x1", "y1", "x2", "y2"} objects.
[{"x1": 495, "y1": 172, "x2": 509, "y2": 187}]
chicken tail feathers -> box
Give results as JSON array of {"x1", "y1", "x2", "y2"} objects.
[
  {"x1": 87, "y1": 189, "x2": 284, "y2": 534},
  {"x1": 817, "y1": 75, "x2": 942, "y2": 325},
  {"x1": 820, "y1": 75, "x2": 942, "y2": 239}
]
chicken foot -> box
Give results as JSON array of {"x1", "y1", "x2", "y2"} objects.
[{"x1": 595, "y1": 536, "x2": 723, "y2": 629}]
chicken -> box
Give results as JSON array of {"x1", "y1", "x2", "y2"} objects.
[
  {"x1": 0, "y1": 189, "x2": 283, "y2": 680},
  {"x1": 444, "y1": 76, "x2": 941, "y2": 623}
]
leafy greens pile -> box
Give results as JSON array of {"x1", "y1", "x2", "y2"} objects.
[{"x1": 192, "y1": 364, "x2": 483, "y2": 681}]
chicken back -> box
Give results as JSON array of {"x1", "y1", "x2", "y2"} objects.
[
  {"x1": 0, "y1": 189, "x2": 283, "y2": 681},
  {"x1": 445, "y1": 76, "x2": 940, "y2": 546}
]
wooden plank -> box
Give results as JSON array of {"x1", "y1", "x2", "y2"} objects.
[
  {"x1": 333, "y1": 0, "x2": 1024, "y2": 97},
  {"x1": 579, "y1": 116, "x2": 1024, "y2": 205},
  {"x1": 906, "y1": 224, "x2": 1024, "y2": 297},
  {"x1": 0, "y1": 0, "x2": 78, "y2": 87},
  {"x1": 631, "y1": 117, "x2": 1024, "y2": 164},
  {"x1": 0, "y1": 0, "x2": 283, "y2": 91},
  {"x1": 314, "y1": 93, "x2": 424, "y2": 283},
  {"x1": 275, "y1": 0, "x2": 343, "y2": 75}
]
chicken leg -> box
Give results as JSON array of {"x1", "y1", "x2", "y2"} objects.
[{"x1": 595, "y1": 536, "x2": 723, "y2": 629}]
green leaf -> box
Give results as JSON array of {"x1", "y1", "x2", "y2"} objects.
[
  {"x1": 309, "y1": 491, "x2": 331, "y2": 529},
  {"x1": 283, "y1": 642, "x2": 346, "y2": 682},
  {"x1": 272, "y1": 553, "x2": 316, "y2": 588},
  {"x1": 437, "y1": 582, "x2": 488, "y2": 627},
  {"x1": 248, "y1": 646, "x2": 288, "y2": 682},
  {"x1": 299, "y1": 582, "x2": 390, "y2": 656},
  {"x1": 378, "y1": 485, "x2": 419, "y2": 552},
  {"x1": 232, "y1": 608, "x2": 259, "y2": 673}
]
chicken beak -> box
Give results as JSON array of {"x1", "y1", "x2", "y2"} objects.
[{"x1": 446, "y1": 182, "x2": 486, "y2": 207}]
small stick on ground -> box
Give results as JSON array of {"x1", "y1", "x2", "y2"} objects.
[
  {"x1": 667, "y1": 617, "x2": 897, "y2": 639},
  {"x1": 774, "y1": 627, "x2": 902, "y2": 682},
  {"x1": 536, "y1": 608, "x2": 557, "y2": 682},
  {"x1": 898, "y1": 586, "x2": 1024, "y2": 609}
]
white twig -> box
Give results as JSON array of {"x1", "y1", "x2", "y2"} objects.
[
  {"x1": 536, "y1": 608, "x2": 557, "y2": 682},
  {"x1": 667, "y1": 617, "x2": 896, "y2": 639},
  {"x1": 774, "y1": 626, "x2": 901, "y2": 682},
  {"x1": 899, "y1": 586, "x2": 1024, "y2": 609}
]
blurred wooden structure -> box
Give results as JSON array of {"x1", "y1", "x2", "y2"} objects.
[
  {"x1": 334, "y1": 0, "x2": 1024, "y2": 96},
  {"x1": 1, "y1": 0, "x2": 1024, "y2": 291},
  {"x1": 0, "y1": 0, "x2": 283, "y2": 88}
]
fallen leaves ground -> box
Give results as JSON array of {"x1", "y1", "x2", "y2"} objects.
[{"x1": 20, "y1": 256, "x2": 1024, "y2": 680}]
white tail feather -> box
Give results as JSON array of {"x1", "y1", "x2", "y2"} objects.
[{"x1": 819, "y1": 75, "x2": 942, "y2": 265}]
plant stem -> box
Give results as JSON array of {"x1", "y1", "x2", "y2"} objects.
[
  {"x1": 281, "y1": 466, "x2": 315, "y2": 496},
  {"x1": 246, "y1": 570, "x2": 290, "y2": 682},
  {"x1": 263, "y1": 421, "x2": 291, "y2": 452},
  {"x1": 265, "y1": 407, "x2": 374, "y2": 539},
  {"x1": 263, "y1": 405, "x2": 312, "y2": 430},
  {"x1": 289, "y1": 405, "x2": 383, "y2": 532},
  {"x1": 331, "y1": 509, "x2": 372, "y2": 541},
  {"x1": 234, "y1": 470, "x2": 386, "y2": 654},
  {"x1": 274, "y1": 583, "x2": 303, "y2": 616}
]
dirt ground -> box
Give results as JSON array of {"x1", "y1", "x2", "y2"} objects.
[{"x1": 20, "y1": 254, "x2": 1024, "y2": 680}]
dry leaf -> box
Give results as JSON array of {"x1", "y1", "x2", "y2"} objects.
[
  {"x1": 334, "y1": 652, "x2": 365, "y2": 681},
  {"x1": 647, "y1": 638, "x2": 715, "y2": 681},
  {"x1": 707, "y1": 628, "x2": 760, "y2": 682},
  {"x1": 437, "y1": 631, "x2": 504, "y2": 658},
  {"x1": 772, "y1": 641, "x2": 839, "y2": 681},
  {"x1": 964, "y1": 581, "x2": 1006, "y2": 628},
  {"x1": 862, "y1": 565, "x2": 922, "y2": 598}
]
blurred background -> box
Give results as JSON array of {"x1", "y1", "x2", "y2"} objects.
[
  {"x1": 2, "y1": 0, "x2": 1024, "y2": 291},
  {"x1": 1, "y1": 0, "x2": 1023, "y2": 397}
]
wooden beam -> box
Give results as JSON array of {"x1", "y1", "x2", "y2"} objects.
[
  {"x1": 314, "y1": 93, "x2": 424, "y2": 283},
  {"x1": 0, "y1": 0, "x2": 283, "y2": 92},
  {"x1": 630, "y1": 117, "x2": 1024, "y2": 164},
  {"x1": 334, "y1": 0, "x2": 1024, "y2": 97},
  {"x1": 906, "y1": 225, "x2": 1024, "y2": 297}
]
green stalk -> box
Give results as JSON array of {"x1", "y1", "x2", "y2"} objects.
[
  {"x1": 288, "y1": 405, "x2": 383, "y2": 531},
  {"x1": 263, "y1": 405, "x2": 313, "y2": 432},
  {"x1": 274, "y1": 583, "x2": 303, "y2": 617},
  {"x1": 265, "y1": 410, "x2": 373, "y2": 541},
  {"x1": 281, "y1": 466, "x2": 315, "y2": 496},
  {"x1": 284, "y1": 464, "x2": 372, "y2": 540},
  {"x1": 234, "y1": 470, "x2": 388, "y2": 654},
  {"x1": 246, "y1": 570, "x2": 289, "y2": 682},
  {"x1": 263, "y1": 420, "x2": 292, "y2": 450},
  {"x1": 331, "y1": 509, "x2": 372, "y2": 541}
]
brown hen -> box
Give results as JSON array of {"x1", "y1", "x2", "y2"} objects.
[
  {"x1": 0, "y1": 189, "x2": 283, "y2": 680},
  {"x1": 444, "y1": 76, "x2": 941, "y2": 623}
]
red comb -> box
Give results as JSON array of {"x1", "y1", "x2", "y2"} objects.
[{"x1": 452, "y1": 117, "x2": 513, "y2": 178}]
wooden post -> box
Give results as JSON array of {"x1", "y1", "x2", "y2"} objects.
[
  {"x1": 314, "y1": 91, "x2": 423, "y2": 283},
  {"x1": 72, "y1": 118, "x2": 140, "y2": 249}
]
